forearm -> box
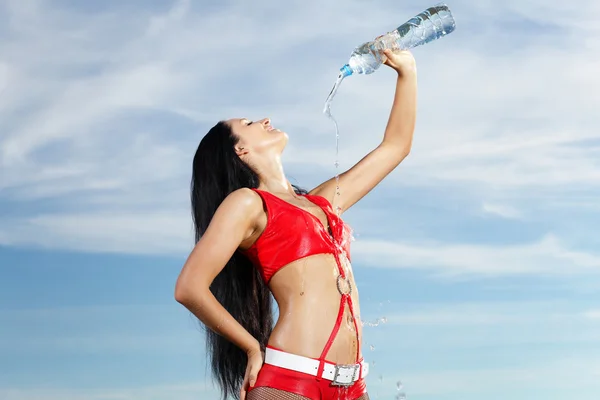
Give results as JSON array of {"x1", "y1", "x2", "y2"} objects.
[
  {"x1": 177, "y1": 288, "x2": 260, "y2": 354},
  {"x1": 382, "y1": 70, "x2": 418, "y2": 152}
]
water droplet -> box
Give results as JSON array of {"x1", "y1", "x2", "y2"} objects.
[
  {"x1": 378, "y1": 374, "x2": 384, "y2": 382},
  {"x1": 396, "y1": 380, "x2": 403, "y2": 390},
  {"x1": 369, "y1": 344, "x2": 375, "y2": 351},
  {"x1": 395, "y1": 393, "x2": 407, "y2": 400},
  {"x1": 381, "y1": 317, "x2": 388, "y2": 324}
]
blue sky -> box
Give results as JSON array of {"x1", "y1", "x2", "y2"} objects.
[{"x1": 1, "y1": 0, "x2": 599, "y2": 399}]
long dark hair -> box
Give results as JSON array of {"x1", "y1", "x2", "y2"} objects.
[{"x1": 191, "y1": 121, "x2": 305, "y2": 400}]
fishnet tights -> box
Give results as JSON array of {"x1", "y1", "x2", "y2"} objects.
[
  {"x1": 246, "y1": 387, "x2": 370, "y2": 400},
  {"x1": 246, "y1": 387, "x2": 310, "y2": 400}
]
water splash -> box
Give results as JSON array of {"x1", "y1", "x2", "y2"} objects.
[
  {"x1": 362, "y1": 316, "x2": 388, "y2": 327},
  {"x1": 323, "y1": 72, "x2": 346, "y2": 216},
  {"x1": 395, "y1": 380, "x2": 407, "y2": 399}
]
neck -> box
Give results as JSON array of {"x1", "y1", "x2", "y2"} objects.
[{"x1": 255, "y1": 155, "x2": 297, "y2": 196}]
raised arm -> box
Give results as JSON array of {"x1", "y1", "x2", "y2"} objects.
[
  {"x1": 174, "y1": 188, "x2": 263, "y2": 354},
  {"x1": 310, "y1": 49, "x2": 418, "y2": 213}
]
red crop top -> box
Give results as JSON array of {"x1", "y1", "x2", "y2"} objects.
[{"x1": 240, "y1": 189, "x2": 352, "y2": 283}]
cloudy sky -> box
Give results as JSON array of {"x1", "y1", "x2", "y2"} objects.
[{"x1": 1, "y1": 0, "x2": 599, "y2": 399}]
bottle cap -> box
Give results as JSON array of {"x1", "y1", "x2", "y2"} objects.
[{"x1": 340, "y1": 64, "x2": 353, "y2": 77}]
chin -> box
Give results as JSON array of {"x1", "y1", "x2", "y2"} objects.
[
  {"x1": 277, "y1": 132, "x2": 289, "y2": 153},
  {"x1": 281, "y1": 131, "x2": 289, "y2": 146}
]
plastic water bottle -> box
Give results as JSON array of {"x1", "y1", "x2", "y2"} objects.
[{"x1": 340, "y1": 3, "x2": 456, "y2": 77}]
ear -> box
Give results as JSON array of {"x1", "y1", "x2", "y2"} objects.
[{"x1": 235, "y1": 145, "x2": 249, "y2": 157}]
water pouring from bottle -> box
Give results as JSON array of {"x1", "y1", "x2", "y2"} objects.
[{"x1": 323, "y1": 3, "x2": 455, "y2": 213}]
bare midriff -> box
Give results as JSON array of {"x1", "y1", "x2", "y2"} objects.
[{"x1": 266, "y1": 252, "x2": 362, "y2": 365}]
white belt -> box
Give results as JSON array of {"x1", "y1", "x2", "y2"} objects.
[{"x1": 264, "y1": 347, "x2": 369, "y2": 386}]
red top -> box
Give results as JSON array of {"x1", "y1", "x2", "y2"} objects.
[{"x1": 241, "y1": 189, "x2": 352, "y2": 283}]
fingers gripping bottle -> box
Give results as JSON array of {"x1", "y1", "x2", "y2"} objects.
[{"x1": 340, "y1": 3, "x2": 456, "y2": 77}]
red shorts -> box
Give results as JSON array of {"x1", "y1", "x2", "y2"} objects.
[{"x1": 248, "y1": 349, "x2": 368, "y2": 400}]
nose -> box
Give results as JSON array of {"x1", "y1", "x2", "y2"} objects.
[{"x1": 260, "y1": 118, "x2": 271, "y2": 127}]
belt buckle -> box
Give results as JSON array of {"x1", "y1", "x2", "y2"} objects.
[{"x1": 331, "y1": 363, "x2": 360, "y2": 387}]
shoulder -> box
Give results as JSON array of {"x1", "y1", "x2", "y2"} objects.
[
  {"x1": 207, "y1": 188, "x2": 266, "y2": 244},
  {"x1": 221, "y1": 188, "x2": 264, "y2": 216},
  {"x1": 225, "y1": 187, "x2": 260, "y2": 204},
  {"x1": 218, "y1": 189, "x2": 266, "y2": 232},
  {"x1": 222, "y1": 189, "x2": 267, "y2": 250}
]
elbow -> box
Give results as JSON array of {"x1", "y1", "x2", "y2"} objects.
[
  {"x1": 174, "y1": 281, "x2": 189, "y2": 304},
  {"x1": 382, "y1": 141, "x2": 411, "y2": 159},
  {"x1": 401, "y1": 139, "x2": 412, "y2": 156},
  {"x1": 175, "y1": 272, "x2": 212, "y2": 307},
  {"x1": 174, "y1": 276, "x2": 199, "y2": 305},
  {"x1": 402, "y1": 146, "x2": 411, "y2": 159},
  {"x1": 394, "y1": 144, "x2": 411, "y2": 162},
  {"x1": 399, "y1": 139, "x2": 412, "y2": 159}
]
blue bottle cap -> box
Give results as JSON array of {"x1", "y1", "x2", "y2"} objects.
[{"x1": 340, "y1": 64, "x2": 353, "y2": 77}]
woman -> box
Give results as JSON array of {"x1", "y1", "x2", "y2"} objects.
[{"x1": 175, "y1": 49, "x2": 417, "y2": 400}]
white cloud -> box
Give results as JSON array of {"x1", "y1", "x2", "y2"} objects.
[
  {"x1": 0, "y1": 62, "x2": 10, "y2": 94},
  {"x1": 361, "y1": 301, "x2": 600, "y2": 350},
  {"x1": 379, "y1": 301, "x2": 600, "y2": 326},
  {"x1": 146, "y1": 0, "x2": 190, "y2": 37},
  {"x1": 482, "y1": 202, "x2": 522, "y2": 219},
  {"x1": 352, "y1": 234, "x2": 600, "y2": 277},
  {"x1": 2, "y1": 62, "x2": 185, "y2": 165},
  {"x1": 0, "y1": 211, "x2": 194, "y2": 254},
  {"x1": 583, "y1": 310, "x2": 600, "y2": 320},
  {"x1": 0, "y1": 0, "x2": 598, "y2": 259}
]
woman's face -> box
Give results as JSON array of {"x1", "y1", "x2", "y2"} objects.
[{"x1": 227, "y1": 117, "x2": 288, "y2": 157}]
